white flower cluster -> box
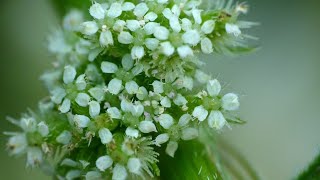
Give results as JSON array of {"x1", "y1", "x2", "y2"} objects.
[{"x1": 6, "y1": 0, "x2": 253, "y2": 179}]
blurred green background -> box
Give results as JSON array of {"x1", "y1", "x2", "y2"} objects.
[{"x1": 0, "y1": 0, "x2": 319, "y2": 179}]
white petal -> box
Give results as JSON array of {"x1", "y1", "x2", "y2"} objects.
[
  {"x1": 207, "y1": 79, "x2": 221, "y2": 96},
  {"x1": 160, "y1": 42, "x2": 175, "y2": 56},
  {"x1": 37, "y1": 122, "x2": 49, "y2": 137},
  {"x1": 81, "y1": 21, "x2": 99, "y2": 35},
  {"x1": 59, "y1": 98, "x2": 71, "y2": 113},
  {"x1": 131, "y1": 46, "x2": 145, "y2": 59},
  {"x1": 75, "y1": 74, "x2": 86, "y2": 90},
  {"x1": 89, "y1": 101, "x2": 100, "y2": 118},
  {"x1": 153, "y1": 26, "x2": 169, "y2": 40},
  {"x1": 107, "y1": 3, "x2": 122, "y2": 18},
  {"x1": 192, "y1": 9, "x2": 202, "y2": 24},
  {"x1": 181, "y1": 128, "x2": 199, "y2": 140},
  {"x1": 173, "y1": 94, "x2": 187, "y2": 106},
  {"x1": 139, "y1": 121, "x2": 157, "y2": 133},
  {"x1": 208, "y1": 110, "x2": 227, "y2": 130},
  {"x1": 96, "y1": 155, "x2": 113, "y2": 171},
  {"x1": 195, "y1": 70, "x2": 210, "y2": 84},
  {"x1": 160, "y1": 96, "x2": 171, "y2": 108},
  {"x1": 100, "y1": 30, "x2": 114, "y2": 47},
  {"x1": 136, "y1": 86, "x2": 148, "y2": 100},
  {"x1": 50, "y1": 87, "x2": 66, "y2": 104},
  {"x1": 66, "y1": 170, "x2": 81, "y2": 180},
  {"x1": 177, "y1": 45, "x2": 193, "y2": 58},
  {"x1": 120, "y1": 99, "x2": 133, "y2": 112},
  {"x1": 86, "y1": 171, "x2": 102, "y2": 180},
  {"x1": 63, "y1": 65, "x2": 76, "y2": 84},
  {"x1": 131, "y1": 103, "x2": 144, "y2": 117},
  {"x1": 126, "y1": 20, "x2": 140, "y2": 31},
  {"x1": 74, "y1": 115, "x2": 90, "y2": 128},
  {"x1": 127, "y1": 158, "x2": 141, "y2": 174},
  {"x1": 125, "y1": 81, "x2": 139, "y2": 94},
  {"x1": 112, "y1": 164, "x2": 127, "y2": 180},
  {"x1": 183, "y1": 76, "x2": 193, "y2": 90},
  {"x1": 221, "y1": 93, "x2": 240, "y2": 111},
  {"x1": 107, "y1": 107, "x2": 122, "y2": 119},
  {"x1": 158, "y1": 114, "x2": 174, "y2": 129},
  {"x1": 144, "y1": 22, "x2": 160, "y2": 35},
  {"x1": 125, "y1": 127, "x2": 139, "y2": 138},
  {"x1": 108, "y1": 78, "x2": 122, "y2": 95},
  {"x1": 113, "y1": 20, "x2": 126, "y2": 32},
  {"x1": 7, "y1": 134, "x2": 27, "y2": 155},
  {"x1": 99, "y1": 128, "x2": 113, "y2": 144},
  {"x1": 225, "y1": 23, "x2": 241, "y2": 37},
  {"x1": 75, "y1": 93, "x2": 90, "y2": 107},
  {"x1": 165, "y1": 141, "x2": 178, "y2": 157},
  {"x1": 182, "y1": 30, "x2": 200, "y2": 46},
  {"x1": 201, "y1": 20, "x2": 215, "y2": 34},
  {"x1": 134, "y1": 3, "x2": 149, "y2": 18},
  {"x1": 169, "y1": 17, "x2": 181, "y2": 32},
  {"x1": 192, "y1": 105, "x2": 208, "y2": 121},
  {"x1": 89, "y1": 87, "x2": 105, "y2": 102},
  {"x1": 118, "y1": 31, "x2": 133, "y2": 44},
  {"x1": 145, "y1": 38, "x2": 159, "y2": 51},
  {"x1": 144, "y1": 12, "x2": 158, "y2": 21},
  {"x1": 27, "y1": 147, "x2": 43, "y2": 167},
  {"x1": 101, "y1": 61, "x2": 118, "y2": 73},
  {"x1": 121, "y1": 54, "x2": 134, "y2": 71},
  {"x1": 155, "y1": 133, "x2": 169, "y2": 146},
  {"x1": 152, "y1": 81, "x2": 164, "y2": 94},
  {"x1": 201, "y1": 37, "x2": 213, "y2": 54},
  {"x1": 90, "y1": 3, "x2": 105, "y2": 19},
  {"x1": 56, "y1": 130, "x2": 72, "y2": 144},
  {"x1": 181, "y1": 18, "x2": 192, "y2": 31},
  {"x1": 178, "y1": 114, "x2": 192, "y2": 127},
  {"x1": 162, "y1": 8, "x2": 173, "y2": 19},
  {"x1": 122, "y1": 2, "x2": 135, "y2": 11}
]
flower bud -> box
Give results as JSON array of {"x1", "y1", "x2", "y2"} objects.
[
  {"x1": 99, "y1": 128, "x2": 113, "y2": 144},
  {"x1": 96, "y1": 155, "x2": 113, "y2": 171}
]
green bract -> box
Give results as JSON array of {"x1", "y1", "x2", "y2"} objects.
[{"x1": 5, "y1": 0, "x2": 256, "y2": 179}]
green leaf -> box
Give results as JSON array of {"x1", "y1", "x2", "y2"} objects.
[{"x1": 297, "y1": 153, "x2": 320, "y2": 180}]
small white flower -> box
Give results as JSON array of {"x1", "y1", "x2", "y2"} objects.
[
  {"x1": 201, "y1": 20, "x2": 215, "y2": 34},
  {"x1": 107, "y1": 107, "x2": 122, "y2": 119},
  {"x1": 127, "y1": 157, "x2": 141, "y2": 174},
  {"x1": 160, "y1": 41, "x2": 175, "y2": 56},
  {"x1": 152, "y1": 81, "x2": 164, "y2": 94},
  {"x1": 158, "y1": 114, "x2": 174, "y2": 129},
  {"x1": 225, "y1": 23, "x2": 241, "y2": 37},
  {"x1": 101, "y1": 61, "x2": 118, "y2": 73},
  {"x1": 122, "y1": 54, "x2": 134, "y2": 71},
  {"x1": 86, "y1": 171, "x2": 102, "y2": 180},
  {"x1": 112, "y1": 164, "x2": 127, "y2": 180},
  {"x1": 208, "y1": 110, "x2": 227, "y2": 130},
  {"x1": 7, "y1": 134, "x2": 27, "y2": 155},
  {"x1": 120, "y1": 99, "x2": 133, "y2": 112},
  {"x1": 56, "y1": 130, "x2": 72, "y2": 145},
  {"x1": 75, "y1": 74, "x2": 86, "y2": 90},
  {"x1": 192, "y1": 105, "x2": 208, "y2": 121},
  {"x1": 182, "y1": 30, "x2": 201, "y2": 46},
  {"x1": 169, "y1": 17, "x2": 181, "y2": 32},
  {"x1": 154, "y1": 26, "x2": 169, "y2": 40},
  {"x1": 113, "y1": 20, "x2": 126, "y2": 32},
  {"x1": 63, "y1": 10, "x2": 84, "y2": 31},
  {"x1": 100, "y1": 30, "x2": 114, "y2": 47},
  {"x1": 125, "y1": 127, "x2": 139, "y2": 138},
  {"x1": 125, "y1": 81, "x2": 139, "y2": 94},
  {"x1": 59, "y1": 98, "x2": 71, "y2": 113},
  {"x1": 107, "y1": 2, "x2": 122, "y2": 18},
  {"x1": 207, "y1": 79, "x2": 221, "y2": 96},
  {"x1": 221, "y1": 93, "x2": 240, "y2": 111},
  {"x1": 99, "y1": 128, "x2": 113, "y2": 144},
  {"x1": 136, "y1": 87, "x2": 148, "y2": 100},
  {"x1": 37, "y1": 122, "x2": 49, "y2": 137},
  {"x1": 96, "y1": 155, "x2": 113, "y2": 171},
  {"x1": 160, "y1": 96, "x2": 171, "y2": 108},
  {"x1": 89, "y1": 3, "x2": 105, "y2": 19},
  {"x1": 131, "y1": 103, "x2": 144, "y2": 117},
  {"x1": 63, "y1": 65, "x2": 76, "y2": 84},
  {"x1": 89, "y1": 101, "x2": 100, "y2": 118},
  {"x1": 134, "y1": 3, "x2": 149, "y2": 18},
  {"x1": 89, "y1": 87, "x2": 105, "y2": 102},
  {"x1": 183, "y1": 76, "x2": 193, "y2": 90},
  {"x1": 81, "y1": 21, "x2": 99, "y2": 36},
  {"x1": 181, "y1": 128, "x2": 199, "y2": 140},
  {"x1": 177, "y1": 45, "x2": 193, "y2": 58},
  {"x1": 118, "y1": 31, "x2": 134, "y2": 44},
  {"x1": 122, "y1": 2, "x2": 135, "y2": 11},
  {"x1": 131, "y1": 46, "x2": 145, "y2": 59},
  {"x1": 139, "y1": 121, "x2": 157, "y2": 133},
  {"x1": 74, "y1": 115, "x2": 90, "y2": 128},
  {"x1": 27, "y1": 147, "x2": 43, "y2": 167},
  {"x1": 108, "y1": 78, "x2": 122, "y2": 95},
  {"x1": 20, "y1": 117, "x2": 37, "y2": 132},
  {"x1": 201, "y1": 37, "x2": 213, "y2": 54},
  {"x1": 155, "y1": 133, "x2": 169, "y2": 146},
  {"x1": 126, "y1": 20, "x2": 141, "y2": 31},
  {"x1": 145, "y1": 38, "x2": 159, "y2": 50},
  {"x1": 75, "y1": 93, "x2": 91, "y2": 107},
  {"x1": 165, "y1": 141, "x2": 178, "y2": 157},
  {"x1": 181, "y1": 18, "x2": 192, "y2": 31},
  {"x1": 173, "y1": 94, "x2": 187, "y2": 106},
  {"x1": 178, "y1": 114, "x2": 192, "y2": 127}
]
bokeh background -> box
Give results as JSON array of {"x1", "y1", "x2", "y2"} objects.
[{"x1": 0, "y1": 0, "x2": 319, "y2": 179}]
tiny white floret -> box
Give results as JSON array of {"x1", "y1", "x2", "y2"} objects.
[
  {"x1": 192, "y1": 105, "x2": 208, "y2": 122},
  {"x1": 221, "y1": 93, "x2": 240, "y2": 111},
  {"x1": 99, "y1": 128, "x2": 113, "y2": 144},
  {"x1": 139, "y1": 121, "x2": 157, "y2": 133},
  {"x1": 158, "y1": 114, "x2": 174, "y2": 129},
  {"x1": 74, "y1": 115, "x2": 90, "y2": 128},
  {"x1": 96, "y1": 155, "x2": 113, "y2": 171},
  {"x1": 127, "y1": 158, "x2": 141, "y2": 174}
]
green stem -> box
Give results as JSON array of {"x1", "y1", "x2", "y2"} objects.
[{"x1": 297, "y1": 153, "x2": 320, "y2": 180}]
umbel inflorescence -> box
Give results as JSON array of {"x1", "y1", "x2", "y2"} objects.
[{"x1": 6, "y1": 0, "x2": 255, "y2": 179}]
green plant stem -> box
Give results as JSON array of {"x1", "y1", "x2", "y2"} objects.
[{"x1": 297, "y1": 153, "x2": 320, "y2": 180}]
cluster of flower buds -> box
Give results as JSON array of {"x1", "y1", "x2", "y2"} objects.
[{"x1": 6, "y1": 0, "x2": 253, "y2": 179}]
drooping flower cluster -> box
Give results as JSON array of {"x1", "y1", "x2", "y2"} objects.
[{"x1": 6, "y1": 0, "x2": 254, "y2": 179}]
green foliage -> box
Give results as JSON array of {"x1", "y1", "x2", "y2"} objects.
[{"x1": 297, "y1": 153, "x2": 320, "y2": 180}]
